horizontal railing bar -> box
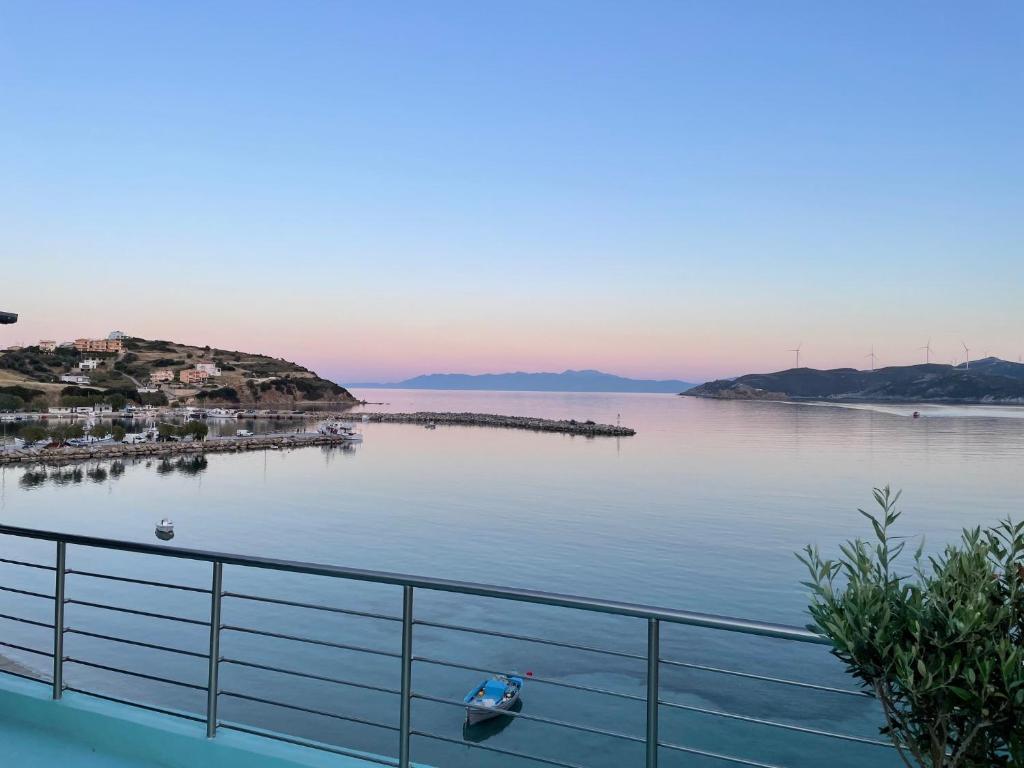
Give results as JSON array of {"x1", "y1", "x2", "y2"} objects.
[
  {"x1": 659, "y1": 657, "x2": 871, "y2": 698},
  {"x1": 65, "y1": 598, "x2": 210, "y2": 626},
  {"x1": 221, "y1": 624, "x2": 400, "y2": 658},
  {"x1": 658, "y1": 698, "x2": 892, "y2": 748},
  {"x1": 223, "y1": 591, "x2": 400, "y2": 622},
  {"x1": 65, "y1": 686, "x2": 205, "y2": 723},
  {"x1": 658, "y1": 740, "x2": 785, "y2": 768},
  {"x1": 0, "y1": 667, "x2": 48, "y2": 685},
  {"x1": 65, "y1": 627, "x2": 209, "y2": 659},
  {"x1": 415, "y1": 618, "x2": 645, "y2": 660},
  {"x1": 414, "y1": 655, "x2": 646, "y2": 702},
  {"x1": 413, "y1": 731, "x2": 589, "y2": 768},
  {"x1": 65, "y1": 657, "x2": 207, "y2": 691},
  {"x1": 0, "y1": 585, "x2": 53, "y2": 600},
  {"x1": 0, "y1": 524, "x2": 826, "y2": 644},
  {"x1": 412, "y1": 691, "x2": 645, "y2": 744},
  {"x1": 220, "y1": 690, "x2": 399, "y2": 732},
  {"x1": 219, "y1": 721, "x2": 399, "y2": 767},
  {"x1": 0, "y1": 611, "x2": 53, "y2": 629},
  {"x1": 67, "y1": 568, "x2": 211, "y2": 594},
  {"x1": 0, "y1": 556, "x2": 55, "y2": 571},
  {"x1": 0, "y1": 639, "x2": 53, "y2": 657},
  {"x1": 221, "y1": 657, "x2": 400, "y2": 695}
]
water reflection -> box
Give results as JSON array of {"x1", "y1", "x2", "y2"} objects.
[
  {"x1": 461, "y1": 699, "x2": 523, "y2": 743},
  {"x1": 8, "y1": 444, "x2": 358, "y2": 491}
]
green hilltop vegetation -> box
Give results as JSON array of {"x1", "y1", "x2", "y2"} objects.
[
  {"x1": 684, "y1": 357, "x2": 1024, "y2": 404},
  {"x1": 0, "y1": 337, "x2": 356, "y2": 410}
]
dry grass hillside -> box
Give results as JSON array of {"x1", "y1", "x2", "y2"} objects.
[{"x1": 0, "y1": 337, "x2": 357, "y2": 408}]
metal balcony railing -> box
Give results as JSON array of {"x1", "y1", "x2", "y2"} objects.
[{"x1": 0, "y1": 524, "x2": 893, "y2": 768}]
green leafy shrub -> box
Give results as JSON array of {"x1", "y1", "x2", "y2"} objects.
[
  {"x1": 800, "y1": 487, "x2": 1023, "y2": 767},
  {"x1": 0, "y1": 393, "x2": 24, "y2": 411},
  {"x1": 141, "y1": 391, "x2": 168, "y2": 406},
  {"x1": 194, "y1": 386, "x2": 240, "y2": 403},
  {"x1": 17, "y1": 424, "x2": 48, "y2": 442},
  {"x1": 1, "y1": 385, "x2": 46, "y2": 402},
  {"x1": 182, "y1": 421, "x2": 208, "y2": 441}
]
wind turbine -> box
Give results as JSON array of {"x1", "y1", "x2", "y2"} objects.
[
  {"x1": 961, "y1": 342, "x2": 970, "y2": 371},
  {"x1": 919, "y1": 339, "x2": 933, "y2": 364},
  {"x1": 865, "y1": 346, "x2": 878, "y2": 371},
  {"x1": 788, "y1": 342, "x2": 802, "y2": 369}
]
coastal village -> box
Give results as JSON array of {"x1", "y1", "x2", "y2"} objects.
[
  {"x1": 0, "y1": 331, "x2": 635, "y2": 466},
  {"x1": 0, "y1": 331, "x2": 358, "y2": 412},
  {"x1": 14, "y1": 332, "x2": 231, "y2": 394}
]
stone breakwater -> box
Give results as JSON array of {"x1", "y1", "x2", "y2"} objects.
[
  {"x1": 0, "y1": 433, "x2": 352, "y2": 467},
  {"x1": 349, "y1": 411, "x2": 636, "y2": 436}
]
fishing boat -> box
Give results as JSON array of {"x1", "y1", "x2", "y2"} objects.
[
  {"x1": 317, "y1": 422, "x2": 363, "y2": 442},
  {"x1": 67, "y1": 435, "x2": 113, "y2": 447},
  {"x1": 463, "y1": 673, "x2": 524, "y2": 725},
  {"x1": 155, "y1": 519, "x2": 175, "y2": 540}
]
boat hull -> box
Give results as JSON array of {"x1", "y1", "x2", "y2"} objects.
[
  {"x1": 463, "y1": 674, "x2": 523, "y2": 725},
  {"x1": 465, "y1": 692, "x2": 519, "y2": 724}
]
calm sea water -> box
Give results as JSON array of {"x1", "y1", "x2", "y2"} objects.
[{"x1": 2, "y1": 390, "x2": 1023, "y2": 767}]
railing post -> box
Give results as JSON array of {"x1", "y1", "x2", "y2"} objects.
[
  {"x1": 399, "y1": 585, "x2": 413, "y2": 768},
  {"x1": 52, "y1": 541, "x2": 66, "y2": 700},
  {"x1": 206, "y1": 561, "x2": 223, "y2": 738},
  {"x1": 646, "y1": 617, "x2": 660, "y2": 768}
]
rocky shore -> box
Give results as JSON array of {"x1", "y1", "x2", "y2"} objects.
[
  {"x1": 350, "y1": 411, "x2": 635, "y2": 436},
  {"x1": 0, "y1": 433, "x2": 353, "y2": 467}
]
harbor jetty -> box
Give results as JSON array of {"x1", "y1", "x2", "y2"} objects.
[
  {"x1": 349, "y1": 411, "x2": 635, "y2": 436},
  {"x1": 0, "y1": 432, "x2": 354, "y2": 467},
  {"x1": 0, "y1": 412, "x2": 634, "y2": 467}
]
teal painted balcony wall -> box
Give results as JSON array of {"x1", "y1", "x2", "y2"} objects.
[{"x1": 0, "y1": 672, "x2": 412, "y2": 768}]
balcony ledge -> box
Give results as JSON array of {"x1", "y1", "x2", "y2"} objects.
[{"x1": 0, "y1": 671, "x2": 410, "y2": 768}]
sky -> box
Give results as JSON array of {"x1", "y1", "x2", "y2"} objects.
[{"x1": 1, "y1": 2, "x2": 1021, "y2": 384}]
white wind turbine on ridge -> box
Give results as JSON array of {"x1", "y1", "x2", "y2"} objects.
[
  {"x1": 919, "y1": 339, "x2": 934, "y2": 364},
  {"x1": 788, "y1": 342, "x2": 802, "y2": 369},
  {"x1": 865, "y1": 346, "x2": 878, "y2": 371}
]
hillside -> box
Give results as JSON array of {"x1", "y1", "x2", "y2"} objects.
[
  {"x1": 349, "y1": 369, "x2": 695, "y2": 394},
  {"x1": 684, "y1": 358, "x2": 1024, "y2": 404},
  {"x1": 0, "y1": 337, "x2": 357, "y2": 408}
]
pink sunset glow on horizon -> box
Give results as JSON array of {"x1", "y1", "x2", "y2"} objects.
[{"x1": 4, "y1": 301, "x2": 1018, "y2": 388}]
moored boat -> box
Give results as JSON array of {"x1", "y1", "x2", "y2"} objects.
[
  {"x1": 463, "y1": 673, "x2": 524, "y2": 725},
  {"x1": 317, "y1": 422, "x2": 363, "y2": 442}
]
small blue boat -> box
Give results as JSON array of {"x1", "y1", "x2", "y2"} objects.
[{"x1": 463, "y1": 673, "x2": 524, "y2": 725}]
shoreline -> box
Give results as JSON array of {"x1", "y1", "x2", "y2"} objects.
[{"x1": 682, "y1": 393, "x2": 1024, "y2": 407}]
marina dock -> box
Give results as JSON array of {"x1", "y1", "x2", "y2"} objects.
[{"x1": 0, "y1": 432, "x2": 354, "y2": 466}]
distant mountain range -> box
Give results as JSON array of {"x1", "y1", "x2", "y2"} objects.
[
  {"x1": 347, "y1": 369, "x2": 695, "y2": 394},
  {"x1": 684, "y1": 357, "x2": 1024, "y2": 404}
]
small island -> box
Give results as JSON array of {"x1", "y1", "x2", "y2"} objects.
[{"x1": 684, "y1": 357, "x2": 1024, "y2": 404}]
